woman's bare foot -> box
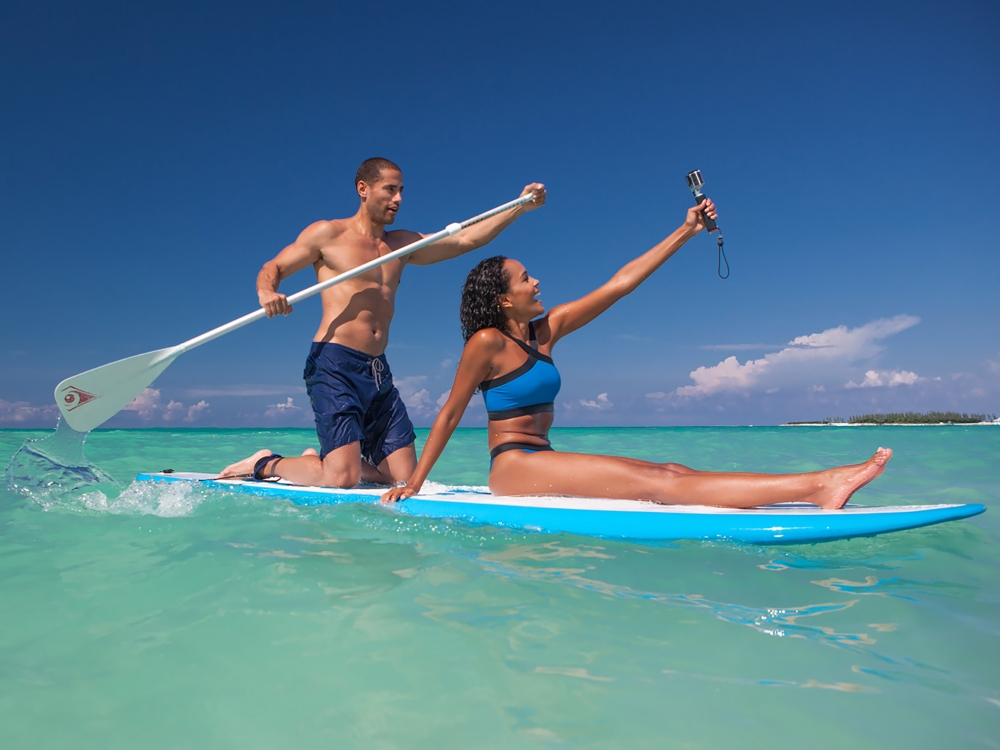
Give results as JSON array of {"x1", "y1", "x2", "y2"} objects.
[
  {"x1": 817, "y1": 447, "x2": 893, "y2": 509},
  {"x1": 218, "y1": 449, "x2": 273, "y2": 479},
  {"x1": 302, "y1": 447, "x2": 319, "y2": 457}
]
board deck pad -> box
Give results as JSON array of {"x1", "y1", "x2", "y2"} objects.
[{"x1": 135, "y1": 472, "x2": 985, "y2": 545}]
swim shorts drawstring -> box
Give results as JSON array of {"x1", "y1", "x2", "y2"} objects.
[{"x1": 369, "y1": 358, "x2": 384, "y2": 391}]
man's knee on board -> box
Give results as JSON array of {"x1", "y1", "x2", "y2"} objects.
[{"x1": 321, "y1": 456, "x2": 362, "y2": 488}]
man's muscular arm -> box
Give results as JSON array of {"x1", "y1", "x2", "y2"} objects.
[
  {"x1": 256, "y1": 222, "x2": 332, "y2": 317},
  {"x1": 406, "y1": 183, "x2": 546, "y2": 266}
]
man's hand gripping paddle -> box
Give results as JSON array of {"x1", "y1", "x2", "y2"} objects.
[{"x1": 54, "y1": 193, "x2": 535, "y2": 433}]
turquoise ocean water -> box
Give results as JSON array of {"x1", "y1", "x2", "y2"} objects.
[{"x1": 2, "y1": 425, "x2": 998, "y2": 748}]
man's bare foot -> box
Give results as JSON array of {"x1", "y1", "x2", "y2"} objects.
[
  {"x1": 218, "y1": 449, "x2": 273, "y2": 479},
  {"x1": 302, "y1": 448, "x2": 319, "y2": 457},
  {"x1": 818, "y1": 447, "x2": 893, "y2": 509}
]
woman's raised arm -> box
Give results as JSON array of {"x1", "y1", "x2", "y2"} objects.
[
  {"x1": 545, "y1": 201, "x2": 717, "y2": 344},
  {"x1": 381, "y1": 331, "x2": 502, "y2": 503}
]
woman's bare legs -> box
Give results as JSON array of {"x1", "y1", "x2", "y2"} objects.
[
  {"x1": 614, "y1": 456, "x2": 701, "y2": 474},
  {"x1": 488, "y1": 448, "x2": 892, "y2": 509}
]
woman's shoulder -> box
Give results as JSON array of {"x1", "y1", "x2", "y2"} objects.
[{"x1": 466, "y1": 327, "x2": 507, "y2": 352}]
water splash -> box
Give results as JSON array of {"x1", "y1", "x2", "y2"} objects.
[
  {"x1": 79, "y1": 479, "x2": 203, "y2": 517},
  {"x1": 4, "y1": 418, "x2": 121, "y2": 509}
]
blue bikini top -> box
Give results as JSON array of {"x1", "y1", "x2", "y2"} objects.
[{"x1": 479, "y1": 322, "x2": 562, "y2": 421}]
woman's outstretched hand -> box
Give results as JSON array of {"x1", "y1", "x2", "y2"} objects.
[
  {"x1": 381, "y1": 482, "x2": 420, "y2": 504},
  {"x1": 683, "y1": 198, "x2": 718, "y2": 234}
]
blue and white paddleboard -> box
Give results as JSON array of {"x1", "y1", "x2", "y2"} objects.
[{"x1": 135, "y1": 472, "x2": 985, "y2": 545}]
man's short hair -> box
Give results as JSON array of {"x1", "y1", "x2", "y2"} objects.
[{"x1": 355, "y1": 158, "x2": 401, "y2": 188}]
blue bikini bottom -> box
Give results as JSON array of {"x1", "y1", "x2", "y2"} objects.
[{"x1": 489, "y1": 442, "x2": 554, "y2": 469}]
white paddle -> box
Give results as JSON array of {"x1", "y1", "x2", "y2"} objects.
[{"x1": 54, "y1": 193, "x2": 535, "y2": 432}]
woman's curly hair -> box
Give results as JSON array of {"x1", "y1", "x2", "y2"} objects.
[{"x1": 460, "y1": 255, "x2": 511, "y2": 342}]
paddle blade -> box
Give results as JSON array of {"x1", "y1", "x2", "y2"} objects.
[{"x1": 54, "y1": 347, "x2": 182, "y2": 432}]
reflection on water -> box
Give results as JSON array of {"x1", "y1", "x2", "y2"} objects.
[
  {"x1": 532, "y1": 666, "x2": 615, "y2": 682},
  {"x1": 662, "y1": 668, "x2": 876, "y2": 693},
  {"x1": 3, "y1": 418, "x2": 120, "y2": 509},
  {"x1": 812, "y1": 575, "x2": 978, "y2": 600},
  {"x1": 475, "y1": 542, "x2": 876, "y2": 649},
  {"x1": 852, "y1": 663, "x2": 961, "y2": 693},
  {"x1": 466, "y1": 539, "x2": 982, "y2": 694}
]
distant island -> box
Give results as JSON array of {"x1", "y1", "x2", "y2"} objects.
[{"x1": 785, "y1": 411, "x2": 998, "y2": 426}]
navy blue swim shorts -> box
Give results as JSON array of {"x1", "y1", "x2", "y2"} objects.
[{"x1": 303, "y1": 342, "x2": 416, "y2": 464}]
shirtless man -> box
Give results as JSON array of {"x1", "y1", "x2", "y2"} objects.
[{"x1": 220, "y1": 158, "x2": 546, "y2": 487}]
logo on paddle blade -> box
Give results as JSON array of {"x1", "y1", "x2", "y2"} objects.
[{"x1": 60, "y1": 385, "x2": 98, "y2": 411}]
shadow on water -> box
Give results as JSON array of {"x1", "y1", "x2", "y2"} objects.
[{"x1": 3, "y1": 418, "x2": 121, "y2": 509}]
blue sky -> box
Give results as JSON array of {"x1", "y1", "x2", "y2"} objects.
[{"x1": 2, "y1": 0, "x2": 998, "y2": 429}]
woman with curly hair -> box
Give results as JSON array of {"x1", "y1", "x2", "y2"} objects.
[{"x1": 381, "y1": 199, "x2": 892, "y2": 508}]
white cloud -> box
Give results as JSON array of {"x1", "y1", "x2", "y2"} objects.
[
  {"x1": 407, "y1": 389, "x2": 434, "y2": 411},
  {"x1": 787, "y1": 315, "x2": 919, "y2": 351},
  {"x1": 889, "y1": 370, "x2": 920, "y2": 387},
  {"x1": 436, "y1": 389, "x2": 452, "y2": 408},
  {"x1": 394, "y1": 375, "x2": 427, "y2": 400},
  {"x1": 124, "y1": 388, "x2": 162, "y2": 420},
  {"x1": 645, "y1": 392, "x2": 667, "y2": 400},
  {"x1": 124, "y1": 388, "x2": 212, "y2": 423},
  {"x1": 264, "y1": 397, "x2": 303, "y2": 419},
  {"x1": 0, "y1": 399, "x2": 59, "y2": 424},
  {"x1": 675, "y1": 315, "x2": 921, "y2": 399},
  {"x1": 184, "y1": 400, "x2": 210, "y2": 422},
  {"x1": 163, "y1": 400, "x2": 187, "y2": 421},
  {"x1": 844, "y1": 370, "x2": 920, "y2": 389},
  {"x1": 580, "y1": 392, "x2": 613, "y2": 410},
  {"x1": 396, "y1": 376, "x2": 442, "y2": 418}
]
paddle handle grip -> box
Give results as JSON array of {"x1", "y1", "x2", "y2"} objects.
[
  {"x1": 177, "y1": 193, "x2": 535, "y2": 353},
  {"x1": 695, "y1": 194, "x2": 718, "y2": 232}
]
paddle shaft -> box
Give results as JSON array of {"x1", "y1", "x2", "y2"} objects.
[
  {"x1": 54, "y1": 192, "x2": 534, "y2": 432},
  {"x1": 176, "y1": 193, "x2": 534, "y2": 355}
]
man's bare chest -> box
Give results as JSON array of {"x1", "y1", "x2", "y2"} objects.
[{"x1": 317, "y1": 238, "x2": 407, "y2": 286}]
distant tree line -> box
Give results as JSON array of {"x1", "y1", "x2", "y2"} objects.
[
  {"x1": 847, "y1": 411, "x2": 996, "y2": 424},
  {"x1": 787, "y1": 412, "x2": 997, "y2": 425}
]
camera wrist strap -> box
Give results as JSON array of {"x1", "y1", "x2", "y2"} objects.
[{"x1": 716, "y1": 229, "x2": 729, "y2": 279}]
